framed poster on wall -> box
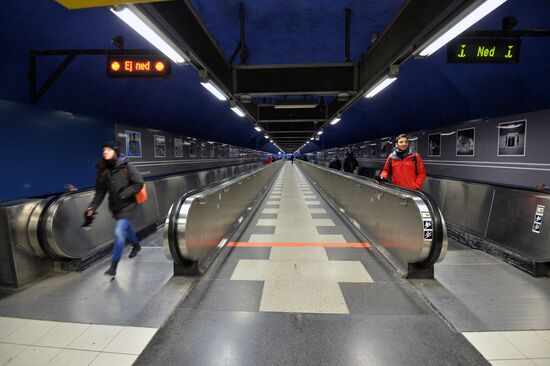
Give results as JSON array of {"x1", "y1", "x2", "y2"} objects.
[
  {"x1": 428, "y1": 133, "x2": 441, "y2": 156},
  {"x1": 174, "y1": 137, "x2": 183, "y2": 158},
  {"x1": 380, "y1": 140, "x2": 390, "y2": 158},
  {"x1": 497, "y1": 120, "x2": 526, "y2": 156},
  {"x1": 369, "y1": 144, "x2": 377, "y2": 157},
  {"x1": 125, "y1": 130, "x2": 142, "y2": 158},
  {"x1": 456, "y1": 128, "x2": 475, "y2": 156},
  {"x1": 154, "y1": 135, "x2": 166, "y2": 158},
  {"x1": 409, "y1": 137, "x2": 418, "y2": 154}
]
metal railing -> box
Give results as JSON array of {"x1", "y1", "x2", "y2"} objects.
[{"x1": 164, "y1": 161, "x2": 283, "y2": 275}]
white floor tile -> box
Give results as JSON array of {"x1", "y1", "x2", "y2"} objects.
[
  {"x1": 306, "y1": 201, "x2": 321, "y2": 205},
  {"x1": 260, "y1": 280, "x2": 349, "y2": 314},
  {"x1": 90, "y1": 352, "x2": 137, "y2": 366},
  {"x1": 532, "y1": 359, "x2": 550, "y2": 366},
  {"x1": 9, "y1": 345, "x2": 62, "y2": 366},
  {"x1": 266, "y1": 201, "x2": 279, "y2": 205},
  {"x1": 0, "y1": 343, "x2": 27, "y2": 365},
  {"x1": 3, "y1": 320, "x2": 59, "y2": 345},
  {"x1": 490, "y1": 361, "x2": 536, "y2": 366},
  {"x1": 231, "y1": 260, "x2": 301, "y2": 281},
  {"x1": 262, "y1": 208, "x2": 279, "y2": 214},
  {"x1": 33, "y1": 322, "x2": 89, "y2": 348},
  {"x1": 68, "y1": 324, "x2": 122, "y2": 351},
  {"x1": 0, "y1": 317, "x2": 30, "y2": 341},
  {"x1": 536, "y1": 331, "x2": 550, "y2": 344},
  {"x1": 269, "y1": 247, "x2": 328, "y2": 261},
  {"x1": 462, "y1": 332, "x2": 525, "y2": 360},
  {"x1": 47, "y1": 349, "x2": 99, "y2": 366},
  {"x1": 103, "y1": 327, "x2": 157, "y2": 355},
  {"x1": 308, "y1": 208, "x2": 327, "y2": 214},
  {"x1": 501, "y1": 331, "x2": 550, "y2": 358},
  {"x1": 300, "y1": 261, "x2": 374, "y2": 283},
  {"x1": 256, "y1": 219, "x2": 279, "y2": 226}
]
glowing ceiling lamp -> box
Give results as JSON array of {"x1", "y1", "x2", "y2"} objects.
[{"x1": 110, "y1": 5, "x2": 188, "y2": 64}]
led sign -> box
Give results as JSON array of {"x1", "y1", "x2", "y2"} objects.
[
  {"x1": 447, "y1": 38, "x2": 521, "y2": 64},
  {"x1": 107, "y1": 55, "x2": 171, "y2": 78}
]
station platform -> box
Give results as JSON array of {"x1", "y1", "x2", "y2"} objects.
[{"x1": 0, "y1": 162, "x2": 549, "y2": 365}]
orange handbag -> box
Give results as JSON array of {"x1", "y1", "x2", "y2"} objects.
[{"x1": 135, "y1": 183, "x2": 148, "y2": 204}]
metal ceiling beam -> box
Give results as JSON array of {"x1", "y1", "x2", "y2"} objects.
[
  {"x1": 234, "y1": 64, "x2": 357, "y2": 96},
  {"x1": 268, "y1": 131, "x2": 314, "y2": 134},
  {"x1": 358, "y1": 0, "x2": 476, "y2": 86},
  {"x1": 140, "y1": 1, "x2": 233, "y2": 89}
]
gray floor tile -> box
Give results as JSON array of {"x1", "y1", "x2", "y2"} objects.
[
  {"x1": 134, "y1": 310, "x2": 307, "y2": 366},
  {"x1": 340, "y1": 282, "x2": 431, "y2": 315},
  {"x1": 181, "y1": 279, "x2": 264, "y2": 312},
  {"x1": 302, "y1": 314, "x2": 489, "y2": 365},
  {"x1": 325, "y1": 247, "x2": 400, "y2": 283}
]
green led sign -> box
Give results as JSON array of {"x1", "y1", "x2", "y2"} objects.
[{"x1": 447, "y1": 38, "x2": 521, "y2": 64}]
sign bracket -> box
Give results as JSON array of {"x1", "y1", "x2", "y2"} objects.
[{"x1": 28, "y1": 48, "x2": 161, "y2": 105}]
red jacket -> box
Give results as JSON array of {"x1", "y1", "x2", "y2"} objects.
[{"x1": 380, "y1": 152, "x2": 426, "y2": 190}]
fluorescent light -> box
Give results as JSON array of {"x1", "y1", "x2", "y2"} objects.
[
  {"x1": 310, "y1": 137, "x2": 314, "y2": 140},
  {"x1": 441, "y1": 131, "x2": 456, "y2": 136},
  {"x1": 231, "y1": 106, "x2": 245, "y2": 117},
  {"x1": 365, "y1": 75, "x2": 397, "y2": 98},
  {"x1": 329, "y1": 116, "x2": 341, "y2": 125},
  {"x1": 270, "y1": 140, "x2": 273, "y2": 143},
  {"x1": 264, "y1": 135, "x2": 269, "y2": 139},
  {"x1": 201, "y1": 81, "x2": 227, "y2": 101},
  {"x1": 110, "y1": 6, "x2": 187, "y2": 64},
  {"x1": 254, "y1": 126, "x2": 262, "y2": 132},
  {"x1": 317, "y1": 131, "x2": 323, "y2": 135},
  {"x1": 417, "y1": 0, "x2": 508, "y2": 57},
  {"x1": 274, "y1": 102, "x2": 318, "y2": 109}
]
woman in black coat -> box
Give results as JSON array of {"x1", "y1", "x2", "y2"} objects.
[{"x1": 86, "y1": 141, "x2": 144, "y2": 277}]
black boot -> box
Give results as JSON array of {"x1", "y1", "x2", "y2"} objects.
[
  {"x1": 129, "y1": 243, "x2": 141, "y2": 258},
  {"x1": 104, "y1": 261, "x2": 118, "y2": 277}
]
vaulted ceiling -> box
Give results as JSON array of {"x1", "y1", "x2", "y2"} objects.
[{"x1": 1, "y1": 0, "x2": 549, "y2": 153}]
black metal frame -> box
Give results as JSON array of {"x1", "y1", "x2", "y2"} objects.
[{"x1": 29, "y1": 49, "x2": 161, "y2": 105}]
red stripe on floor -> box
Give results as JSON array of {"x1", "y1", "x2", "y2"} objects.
[{"x1": 228, "y1": 242, "x2": 371, "y2": 248}]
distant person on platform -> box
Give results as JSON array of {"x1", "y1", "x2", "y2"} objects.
[
  {"x1": 290, "y1": 155, "x2": 294, "y2": 164},
  {"x1": 85, "y1": 141, "x2": 144, "y2": 277},
  {"x1": 343, "y1": 150, "x2": 358, "y2": 173},
  {"x1": 328, "y1": 155, "x2": 342, "y2": 170},
  {"x1": 380, "y1": 134, "x2": 426, "y2": 190}
]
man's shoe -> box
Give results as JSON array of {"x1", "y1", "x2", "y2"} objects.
[
  {"x1": 129, "y1": 244, "x2": 141, "y2": 258},
  {"x1": 104, "y1": 261, "x2": 118, "y2": 277}
]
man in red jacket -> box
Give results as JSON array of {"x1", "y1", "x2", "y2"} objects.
[{"x1": 380, "y1": 134, "x2": 426, "y2": 190}]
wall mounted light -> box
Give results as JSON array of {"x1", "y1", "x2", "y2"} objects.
[
  {"x1": 365, "y1": 65, "x2": 398, "y2": 99},
  {"x1": 229, "y1": 100, "x2": 245, "y2": 117},
  {"x1": 254, "y1": 126, "x2": 262, "y2": 132},
  {"x1": 199, "y1": 70, "x2": 227, "y2": 101},
  {"x1": 110, "y1": 5, "x2": 188, "y2": 64},
  {"x1": 415, "y1": 0, "x2": 508, "y2": 57},
  {"x1": 317, "y1": 131, "x2": 324, "y2": 135},
  {"x1": 264, "y1": 134, "x2": 269, "y2": 139}
]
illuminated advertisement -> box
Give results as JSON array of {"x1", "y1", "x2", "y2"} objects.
[{"x1": 125, "y1": 130, "x2": 142, "y2": 158}]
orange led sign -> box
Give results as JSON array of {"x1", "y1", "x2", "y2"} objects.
[{"x1": 107, "y1": 55, "x2": 171, "y2": 78}]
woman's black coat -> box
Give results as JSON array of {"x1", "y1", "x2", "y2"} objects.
[{"x1": 89, "y1": 157, "x2": 144, "y2": 220}]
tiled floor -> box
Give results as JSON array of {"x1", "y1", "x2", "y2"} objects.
[
  {"x1": 463, "y1": 331, "x2": 550, "y2": 365},
  {"x1": 0, "y1": 317, "x2": 156, "y2": 365}
]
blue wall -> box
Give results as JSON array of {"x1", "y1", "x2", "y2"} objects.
[{"x1": 0, "y1": 101, "x2": 114, "y2": 202}]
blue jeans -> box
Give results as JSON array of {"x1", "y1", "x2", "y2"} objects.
[{"x1": 113, "y1": 219, "x2": 139, "y2": 263}]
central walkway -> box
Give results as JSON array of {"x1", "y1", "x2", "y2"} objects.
[{"x1": 136, "y1": 162, "x2": 488, "y2": 365}]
